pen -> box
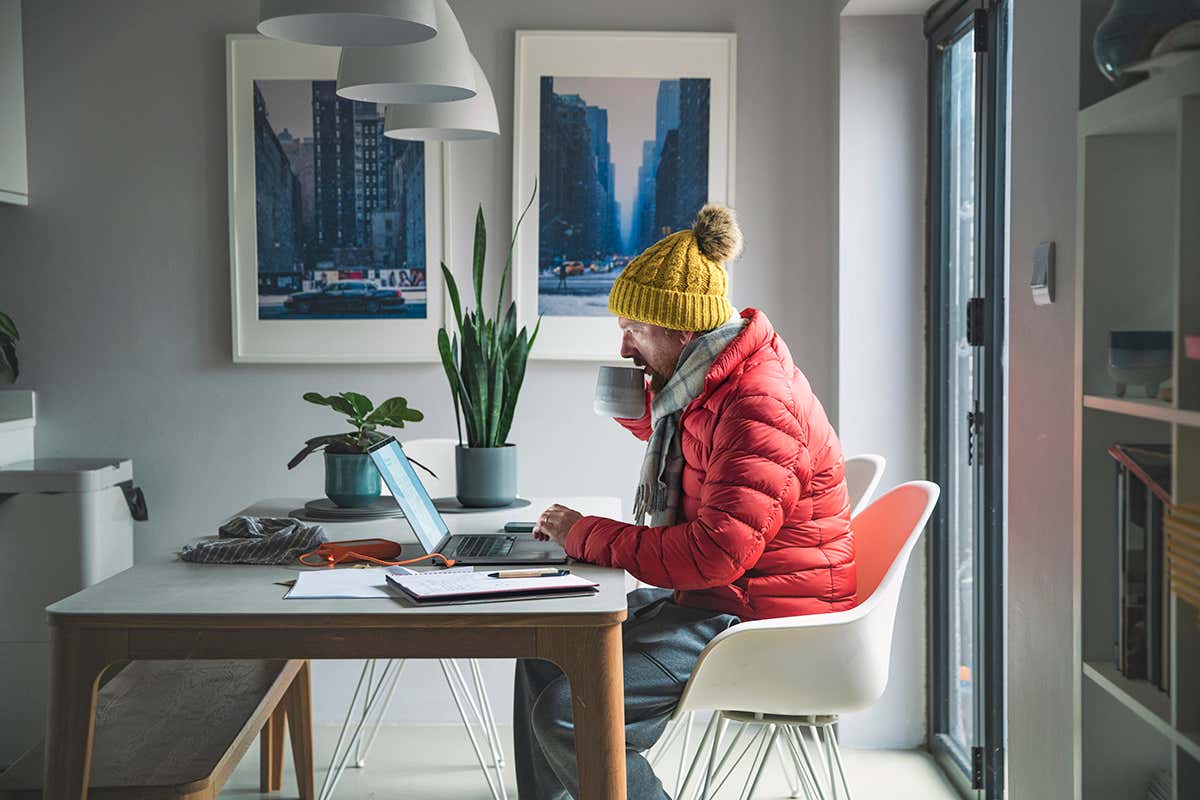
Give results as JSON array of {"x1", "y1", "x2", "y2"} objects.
[{"x1": 487, "y1": 568, "x2": 570, "y2": 579}]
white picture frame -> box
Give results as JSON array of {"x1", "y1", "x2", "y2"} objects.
[
  {"x1": 226, "y1": 34, "x2": 446, "y2": 363},
  {"x1": 512, "y1": 30, "x2": 737, "y2": 361}
]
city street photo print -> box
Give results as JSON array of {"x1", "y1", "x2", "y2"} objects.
[
  {"x1": 227, "y1": 36, "x2": 445, "y2": 363},
  {"x1": 511, "y1": 31, "x2": 735, "y2": 360}
]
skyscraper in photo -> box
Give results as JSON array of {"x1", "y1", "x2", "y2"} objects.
[
  {"x1": 311, "y1": 80, "x2": 356, "y2": 260},
  {"x1": 253, "y1": 82, "x2": 302, "y2": 278}
]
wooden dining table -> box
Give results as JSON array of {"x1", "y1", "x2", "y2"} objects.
[{"x1": 42, "y1": 544, "x2": 630, "y2": 798}]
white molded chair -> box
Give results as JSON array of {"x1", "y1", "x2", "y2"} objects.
[
  {"x1": 667, "y1": 481, "x2": 940, "y2": 800},
  {"x1": 649, "y1": 453, "x2": 888, "y2": 790},
  {"x1": 843, "y1": 454, "x2": 886, "y2": 518},
  {"x1": 320, "y1": 438, "x2": 509, "y2": 800}
]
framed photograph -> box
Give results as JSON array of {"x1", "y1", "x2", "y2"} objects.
[
  {"x1": 227, "y1": 34, "x2": 445, "y2": 363},
  {"x1": 512, "y1": 31, "x2": 736, "y2": 361}
]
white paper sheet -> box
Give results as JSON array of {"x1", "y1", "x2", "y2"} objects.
[{"x1": 285, "y1": 565, "x2": 472, "y2": 599}]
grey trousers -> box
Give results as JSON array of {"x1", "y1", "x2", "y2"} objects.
[{"x1": 513, "y1": 588, "x2": 739, "y2": 799}]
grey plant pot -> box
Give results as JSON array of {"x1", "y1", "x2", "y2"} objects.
[
  {"x1": 324, "y1": 451, "x2": 381, "y2": 508},
  {"x1": 455, "y1": 444, "x2": 517, "y2": 508}
]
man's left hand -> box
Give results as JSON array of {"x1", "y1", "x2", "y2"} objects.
[{"x1": 534, "y1": 504, "x2": 582, "y2": 546}]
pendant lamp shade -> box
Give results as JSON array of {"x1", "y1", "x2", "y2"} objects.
[
  {"x1": 257, "y1": 0, "x2": 437, "y2": 47},
  {"x1": 384, "y1": 58, "x2": 499, "y2": 141},
  {"x1": 337, "y1": 0, "x2": 475, "y2": 104}
]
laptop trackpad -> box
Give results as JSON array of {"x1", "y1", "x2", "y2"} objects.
[{"x1": 508, "y1": 535, "x2": 568, "y2": 562}]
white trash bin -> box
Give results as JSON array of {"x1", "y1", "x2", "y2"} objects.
[{"x1": 0, "y1": 458, "x2": 144, "y2": 767}]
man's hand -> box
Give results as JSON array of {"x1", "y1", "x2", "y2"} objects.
[{"x1": 533, "y1": 504, "x2": 583, "y2": 546}]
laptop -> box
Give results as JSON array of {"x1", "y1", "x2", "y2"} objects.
[{"x1": 368, "y1": 437, "x2": 568, "y2": 566}]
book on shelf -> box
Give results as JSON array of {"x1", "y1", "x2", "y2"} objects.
[
  {"x1": 1109, "y1": 443, "x2": 1171, "y2": 691},
  {"x1": 1164, "y1": 503, "x2": 1200, "y2": 624}
]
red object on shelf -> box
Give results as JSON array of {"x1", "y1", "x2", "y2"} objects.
[{"x1": 1185, "y1": 334, "x2": 1200, "y2": 361}]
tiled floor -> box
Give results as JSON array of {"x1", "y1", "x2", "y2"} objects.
[{"x1": 220, "y1": 722, "x2": 960, "y2": 799}]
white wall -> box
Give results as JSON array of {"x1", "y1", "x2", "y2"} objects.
[
  {"x1": 1, "y1": 0, "x2": 863, "y2": 733},
  {"x1": 837, "y1": 14, "x2": 927, "y2": 748},
  {"x1": 1006, "y1": 0, "x2": 1081, "y2": 797}
]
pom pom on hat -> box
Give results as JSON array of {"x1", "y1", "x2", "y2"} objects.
[{"x1": 691, "y1": 204, "x2": 743, "y2": 264}]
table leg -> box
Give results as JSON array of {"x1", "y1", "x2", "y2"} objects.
[
  {"x1": 43, "y1": 625, "x2": 127, "y2": 800},
  {"x1": 538, "y1": 623, "x2": 626, "y2": 800}
]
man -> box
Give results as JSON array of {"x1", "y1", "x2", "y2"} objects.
[{"x1": 518, "y1": 205, "x2": 856, "y2": 799}]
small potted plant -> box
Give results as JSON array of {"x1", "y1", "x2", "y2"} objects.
[
  {"x1": 437, "y1": 185, "x2": 540, "y2": 507},
  {"x1": 287, "y1": 391, "x2": 427, "y2": 508}
]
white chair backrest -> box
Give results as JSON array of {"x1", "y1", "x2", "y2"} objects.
[
  {"x1": 674, "y1": 481, "x2": 940, "y2": 718},
  {"x1": 394, "y1": 437, "x2": 458, "y2": 499},
  {"x1": 844, "y1": 454, "x2": 885, "y2": 518}
]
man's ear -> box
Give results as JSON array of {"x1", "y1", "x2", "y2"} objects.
[{"x1": 678, "y1": 330, "x2": 696, "y2": 346}]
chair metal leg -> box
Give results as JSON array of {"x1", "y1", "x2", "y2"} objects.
[
  {"x1": 468, "y1": 658, "x2": 506, "y2": 768},
  {"x1": 354, "y1": 657, "x2": 407, "y2": 766},
  {"x1": 649, "y1": 716, "x2": 685, "y2": 768},
  {"x1": 676, "y1": 712, "x2": 719, "y2": 800},
  {"x1": 782, "y1": 726, "x2": 823, "y2": 800},
  {"x1": 675, "y1": 710, "x2": 695, "y2": 793},
  {"x1": 788, "y1": 725, "x2": 829, "y2": 800},
  {"x1": 706, "y1": 722, "x2": 769, "y2": 800},
  {"x1": 774, "y1": 734, "x2": 801, "y2": 798},
  {"x1": 318, "y1": 659, "x2": 403, "y2": 800},
  {"x1": 699, "y1": 716, "x2": 730, "y2": 800},
  {"x1": 740, "y1": 726, "x2": 779, "y2": 800},
  {"x1": 440, "y1": 659, "x2": 508, "y2": 800},
  {"x1": 818, "y1": 726, "x2": 840, "y2": 800},
  {"x1": 822, "y1": 724, "x2": 853, "y2": 799}
]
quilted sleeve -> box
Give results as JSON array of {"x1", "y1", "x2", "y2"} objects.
[{"x1": 564, "y1": 394, "x2": 805, "y2": 590}]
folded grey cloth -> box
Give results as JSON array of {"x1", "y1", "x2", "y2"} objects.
[{"x1": 179, "y1": 516, "x2": 328, "y2": 564}]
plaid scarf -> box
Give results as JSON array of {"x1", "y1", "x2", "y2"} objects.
[{"x1": 633, "y1": 313, "x2": 746, "y2": 526}]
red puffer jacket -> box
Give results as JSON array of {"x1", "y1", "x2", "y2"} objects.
[{"x1": 564, "y1": 308, "x2": 855, "y2": 620}]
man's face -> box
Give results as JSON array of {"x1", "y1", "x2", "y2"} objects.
[{"x1": 618, "y1": 317, "x2": 694, "y2": 393}]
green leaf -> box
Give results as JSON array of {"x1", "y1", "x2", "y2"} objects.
[
  {"x1": 441, "y1": 262, "x2": 463, "y2": 334},
  {"x1": 499, "y1": 302, "x2": 517, "y2": 352},
  {"x1": 302, "y1": 392, "x2": 331, "y2": 406},
  {"x1": 472, "y1": 205, "x2": 486, "y2": 317},
  {"x1": 497, "y1": 178, "x2": 538, "y2": 322},
  {"x1": 437, "y1": 328, "x2": 465, "y2": 445},
  {"x1": 497, "y1": 329, "x2": 531, "y2": 444},
  {"x1": 0, "y1": 341, "x2": 17, "y2": 382},
  {"x1": 366, "y1": 396, "x2": 407, "y2": 423},
  {"x1": 340, "y1": 392, "x2": 374, "y2": 419},
  {"x1": 327, "y1": 396, "x2": 356, "y2": 417},
  {"x1": 0, "y1": 312, "x2": 18, "y2": 341}
]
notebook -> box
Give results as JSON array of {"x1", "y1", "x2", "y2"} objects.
[{"x1": 385, "y1": 570, "x2": 599, "y2": 604}]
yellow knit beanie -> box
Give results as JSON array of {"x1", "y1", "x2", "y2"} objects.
[{"x1": 608, "y1": 204, "x2": 743, "y2": 332}]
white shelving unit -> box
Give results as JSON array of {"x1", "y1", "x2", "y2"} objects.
[{"x1": 1075, "y1": 52, "x2": 1200, "y2": 800}]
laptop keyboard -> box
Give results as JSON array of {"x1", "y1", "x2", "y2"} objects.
[{"x1": 455, "y1": 535, "x2": 515, "y2": 558}]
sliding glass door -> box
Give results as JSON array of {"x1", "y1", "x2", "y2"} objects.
[{"x1": 926, "y1": 1, "x2": 1007, "y2": 797}]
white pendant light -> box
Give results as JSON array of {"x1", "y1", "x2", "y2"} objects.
[
  {"x1": 257, "y1": 0, "x2": 437, "y2": 47},
  {"x1": 337, "y1": 0, "x2": 475, "y2": 104},
  {"x1": 384, "y1": 58, "x2": 498, "y2": 141}
]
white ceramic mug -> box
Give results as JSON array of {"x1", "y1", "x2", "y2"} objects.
[{"x1": 594, "y1": 365, "x2": 647, "y2": 418}]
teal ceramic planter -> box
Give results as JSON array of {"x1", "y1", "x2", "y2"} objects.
[
  {"x1": 324, "y1": 451, "x2": 381, "y2": 508},
  {"x1": 455, "y1": 444, "x2": 517, "y2": 508}
]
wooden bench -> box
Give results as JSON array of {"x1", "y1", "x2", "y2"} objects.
[{"x1": 0, "y1": 659, "x2": 313, "y2": 799}]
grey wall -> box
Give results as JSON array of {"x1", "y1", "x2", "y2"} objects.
[
  {"x1": 1007, "y1": 0, "x2": 1081, "y2": 796},
  {"x1": 2, "y1": 0, "x2": 863, "y2": 732},
  {"x1": 837, "y1": 13, "x2": 927, "y2": 749}
]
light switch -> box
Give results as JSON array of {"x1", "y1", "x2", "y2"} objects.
[{"x1": 1031, "y1": 241, "x2": 1055, "y2": 305}]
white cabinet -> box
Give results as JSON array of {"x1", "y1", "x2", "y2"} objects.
[{"x1": 0, "y1": 0, "x2": 27, "y2": 206}]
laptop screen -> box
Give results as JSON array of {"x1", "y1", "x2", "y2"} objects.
[{"x1": 368, "y1": 439, "x2": 449, "y2": 555}]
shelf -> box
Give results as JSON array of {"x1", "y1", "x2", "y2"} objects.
[
  {"x1": 1082, "y1": 661, "x2": 1200, "y2": 763},
  {"x1": 1079, "y1": 52, "x2": 1200, "y2": 136},
  {"x1": 1083, "y1": 661, "x2": 1172, "y2": 737},
  {"x1": 1182, "y1": 729, "x2": 1200, "y2": 764},
  {"x1": 1083, "y1": 394, "x2": 1200, "y2": 427}
]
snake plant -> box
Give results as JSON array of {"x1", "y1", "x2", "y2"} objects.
[
  {"x1": 0, "y1": 312, "x2": 18, "y2": 383},
  {"x1": 438, "y1": 184, "x2": 540, "y2": 448}
]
